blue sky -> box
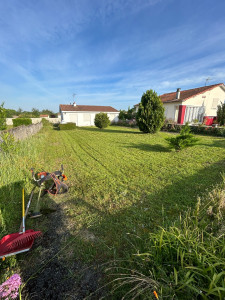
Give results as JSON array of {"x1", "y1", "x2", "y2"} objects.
[{"x1": 0, "y1": 0, "x2": 225, "y2": 112}]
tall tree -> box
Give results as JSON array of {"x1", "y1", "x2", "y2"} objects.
[
  {"x1": 32, "y1": 108, "x2": 40, "y2": 117},
  {"x1": 217, "y1": 102, "x2": 225, "y2": 126},
  {"x1": 136, "y1": 90, "x2": 165, "y2": 133}
]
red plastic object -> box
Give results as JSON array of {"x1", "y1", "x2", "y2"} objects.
[{"x1": 0, "y1": 230, "x2": 42, "y2": 258}]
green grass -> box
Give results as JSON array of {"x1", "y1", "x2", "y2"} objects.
[{"x1": 0, "y1": 125, "x2": 225, "y2": 295}]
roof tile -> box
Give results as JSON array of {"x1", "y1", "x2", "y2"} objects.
[
  {"x1": 60, "y1": 105, "x2": 119, "y2": 112},
  {"x1": 160, "y1": 83, "x2": 224, "y2": 103}
]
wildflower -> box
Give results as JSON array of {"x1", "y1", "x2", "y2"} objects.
[
  {"x1": 2, "y1": 257, "x2": 5, "y2": 261},
  {"x1": 0, "y1": 274, "x2": 21, "y2": 299},
  {"x1": 153, "y1": 290, "x2": 159, "y2": 299}
]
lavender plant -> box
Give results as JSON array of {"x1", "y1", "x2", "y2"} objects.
[{"x1": 0, "y1": 274, "x2": 21, "y2": 299}]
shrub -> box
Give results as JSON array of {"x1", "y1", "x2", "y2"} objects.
[
  {"x1": 0, "y1": 132, "x2": 18, "y2": 153},
  {"x1": 217, "y1": 102, "x2": 225, "y2": 126},
  {"x1": 94, "y1": 113, "x2": 110, "y2": 129},
  {"x1": 136, "y1": 90, "x2": 165, "y2": 133},
  {"x1": 118, "y1": 110, "x2": 127, "y2": 121},
  {"x1": 166, "y1": 124, "x2": 199, "y2": 151},
  {"x1": 41, "y1": 118, "x2": 51, "y2": 127},
  {"x1": 12, "y1": 118, "x2": 32, "y2": 127},
  {"x1": 59, "y1": 122, "x2": 76, "y2": 130},
  {"x1": 119, "y1": 107, "x2": 136, "y2": 121},
  {"x1": 0, "y1": 103, "x2": 6, "y2": 130}
]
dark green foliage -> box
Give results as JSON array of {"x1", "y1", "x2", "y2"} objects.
[
  {"x1": 136, "y1": 90, "x2": 165, "y2": 133},
  {"x1": 0, "y1": 102, "x2": 7, "y2": 130},
  {"x1": 59, "y1": 122, "x2": 76, "y2": 130},
  {"x1": 217, "y1": 102, "x2": 225, "y2": 126},
  {"x1": 166, "y1": 124, "x2": 199, "y2": 150},
  {"x1": 5, "y1": 108, "x2": 18, "y2": 118},
  {"x1": 31, "y1": 108, "x2": 40, "y2": 117},
  {"x1": 41, "y1": 118, "x2": 51, "y2": 127},
  {"x1": 40, "y1": 109, "x2": 54, "y2": 116},
  {"x1": 112, "y1": 119, "x2": 137, "y2": 128},
  {"x1": 162, "y1": 123, "x2": 225, "y2": 137},
  {"x1": 0, "y1": 132, "x2": 18, "y2": 153},
  {"x1": 12, "y1": 118, "x2": 32, "y2": 127},
  {"x1": 119, "y1": 107, "x2": 136, "y2": 121},
  {"x1": 118, "y1": 110, "x2": 127, "y2": 120},
  {"x1": 94, "y1": 112, "x2": 110, "y2": 129}
]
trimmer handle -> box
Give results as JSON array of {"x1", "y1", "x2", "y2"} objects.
[{"x1": 30, "y1": 168, "x2": 35, "y2": 178}]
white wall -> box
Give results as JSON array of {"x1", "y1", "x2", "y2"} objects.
[
  {"x1": 61, "y1": 111, "x2": 119, "y2": 126},
  {"x1": 164, "y1": 102, "x2": 181, "y2": 121},
  {"x1": 184, "y1": 86, "x2": 225, "y2": 117}
]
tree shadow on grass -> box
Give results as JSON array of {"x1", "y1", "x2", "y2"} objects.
[
  {"x1": 124, "y1": 143, "x2": 170, "y2": 153},
  {"x1": 60, "y1": 159, "x2": 225, "y2": 292},
  {"x1": 2, "y1": 158, "x2": 225, "y2": 299},
  {"x1": 198, "y1": 138, "x2": 225, "y2": 149}
]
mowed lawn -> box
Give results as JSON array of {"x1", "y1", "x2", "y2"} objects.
[
  {"x1": 40, "y1": 126, "x2": 225, "y2": 260},
  {"x1": 1, "y1": 125, "x2": 225, "y2": 263}
]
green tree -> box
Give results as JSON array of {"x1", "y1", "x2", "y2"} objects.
[
  {"x1": 32, "y1": 108, "x2": 40, "y2": 117},
  {"x1": 0, "y1": 102, "x2": 7, "y2": 130},
  {"x1": 5, "y1": 108, "x2": 18, "y2": 118},
  {"x1": 217, "y1": 102, "x2": 225, "y2": 126},
  {"x1": 126, "y1": 107, "x2": 136, "y2": 120},
  {"x1": 17, "y1": 107, "x2": 23, "y2": 115},
  {"x1": 40, "y1": 109, "x2": 54, "y2": 116},
  {"x1": 136, "y1": 90, "x2": 165, "y2": 133},
  {"x1": 166, "y1": 124, "x2": 199, "y2": 151},
  {"x1": 118, "y1": 110, "x2": 127, "y2": 120},
  {"x1": 94, "y1": 112, "x2": 110, "y2": 129}
]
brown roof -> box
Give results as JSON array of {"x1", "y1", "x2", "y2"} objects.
[
  {"x1": 40, "y1": 114, "x2": 49, "y2": 117},
  {"x1": 160, "y1": 83, "x2": 224, "y2": 103},
  {"x1": 60, "y1": 104, "x2": 119, "y2": 112},
  {"x1": 134, "y1": 83, "x2": 225, "y2": 106}
]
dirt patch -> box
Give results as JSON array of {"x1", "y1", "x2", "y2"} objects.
[{"x1": 21, "y1": 200, "x2": 104, "y2": 299}]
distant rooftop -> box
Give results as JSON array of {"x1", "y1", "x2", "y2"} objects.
[{"x1": 60, "y1": 104, "x2": 119, "y2": 112}]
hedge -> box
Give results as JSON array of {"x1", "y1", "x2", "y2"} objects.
[
  {"x1": 162, "y1": 123, "x2": 225, "y2": 137},
  {"x1": 59, "y1": 122, "x2": 76, "y2": 130},
  {"x1": 12, "y1": 118, "x2": 32, "y2": 127}
]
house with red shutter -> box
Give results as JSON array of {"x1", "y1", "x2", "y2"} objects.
[
  {"x1": 59, "y1": 102, "x2": 119, "y2": 126},
  {"x1": 135, "y1": 83, "x2": 225, "y2": 125}
]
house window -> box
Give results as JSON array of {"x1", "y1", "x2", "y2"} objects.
[{"x1": 212, "y1": 98, "x2": 219, "y2": 109}]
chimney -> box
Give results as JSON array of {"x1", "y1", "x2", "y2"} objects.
[
  {"x1": 73, "y1": 102, "x2": 76, "y2": 107},
  {"x1": 176, "y1": 88, "x2": 181, "y2": 99}
]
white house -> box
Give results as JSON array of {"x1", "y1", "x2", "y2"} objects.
[
  {"x1": 134, "y1": 83, "x2": 225, "y2": 125},
  {"x1": 59, "y1": 103, "x2": 119, "y2": 126}
]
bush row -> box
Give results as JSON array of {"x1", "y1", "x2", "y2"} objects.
[
  {"x1": 162, "y1": 123, "x2": 225, "y2": 137},
  {"x1": 111, "y1": 119, "x2": 137, "y2": 128},
  {"x1": 12, "y1": 118, "x2": 32, "y2": 127}
]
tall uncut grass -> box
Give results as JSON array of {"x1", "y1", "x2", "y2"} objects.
[
  {"x1": 108, "y1": 179, "x2": 225, "y2": 299},
  {"x1": 0, "y1": 129, "x2": 46, "y2": 283}
]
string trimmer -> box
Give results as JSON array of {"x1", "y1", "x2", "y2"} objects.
[
  {"x1": 30, "y1": 165, "x2": 68, "y2": 218},
  {"x1": 0, "y1": 188, "x2": 42, "y2": 258}
]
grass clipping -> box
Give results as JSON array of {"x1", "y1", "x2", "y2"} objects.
[{"x1": 106, "y1": 178, "x2": 225, "y2": 300}]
